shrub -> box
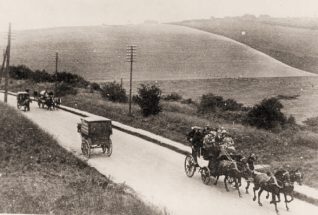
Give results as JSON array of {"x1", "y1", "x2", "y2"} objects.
[
  {"x1": 9, "y1": 65, "x2": 33, "y2": 80},
  {"x1": 162, "y1": 92, "x2": 182, "y2": 101},
  {"x1": 90, "y1": 82, "x2": 101, "y2": 91},
  {"x1": 135, "y1": 84, "x2": 162, "y2": 117},
  {"x1": 55, "y1": 82, "x2": 77, "y2": 97},
  {"x1": 223, "y1": 98, "x2": 243, "y2": 111},
  {"x1": 100, "y1": 82, "x2": 128, "y2": 103},
  {"x1": 198, "y1": 93, "x2": 224, "y2": 113},
  {"x1": 245, "y1": 97, "x2": 293, "y2": 130},
  {"x1": 55, "y1": 72, "x2": 89, "y2": 87},
  {"x1": 32, "y1": 70, "x2": 54, "y2": 82}
]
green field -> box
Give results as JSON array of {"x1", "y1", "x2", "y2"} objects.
[
  {"x1": 173, "y1": 17, "x2": 318, "y2": 74},
  {"x1": 2, "y1": 24, "x2": 313, "y2": 82}
]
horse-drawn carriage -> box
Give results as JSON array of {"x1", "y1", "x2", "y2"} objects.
[
  {"x1": 36, "y1": 90, "x2": 60, "y2": 110},
  {"x1": 17, "y1": 91, "x2": 31, "y2": 111},
  {"x1": 77, "y1": 116, "x2": 113, "y2": 158}
]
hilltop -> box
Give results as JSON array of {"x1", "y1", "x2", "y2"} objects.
[
  {"x1": 173, "y1": 16, "x2": 318, "y2": 74},
  {"x1": 4, "y1": 24, "x2": 314, "y2": 81}
]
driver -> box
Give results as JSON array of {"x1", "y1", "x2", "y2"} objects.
[{"x1": 187, "y1": 126, "x2": 205, "y2": 166}]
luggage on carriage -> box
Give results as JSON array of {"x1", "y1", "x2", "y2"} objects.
[
  {"x1": 77, "y1": 116, "x2": 113, "y2": 158},
  {"x1": 17, "y1": 91, "x2": 31, "y2": 111}
]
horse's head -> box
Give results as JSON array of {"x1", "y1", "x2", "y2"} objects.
[
  {"x1": 247, "y1": 153, "x2": 257, "y2": 171},
  {"x1": 290, "y1": 169, "x2": 304, "y2": 185}
]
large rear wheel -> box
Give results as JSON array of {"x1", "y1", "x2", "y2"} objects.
[
  {"x1": 81, "y1": 139, "x2": 91, "y2": 158},
  {"x1": 184, "y1": 154, "x2": 196, "y2": 177},
  {"x1": 102, "y1": 139, "x2": 112, "y2": 157}
]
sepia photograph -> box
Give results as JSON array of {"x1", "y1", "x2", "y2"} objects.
[{"x1": 0, "y1": 0, "x2": 317, "y2": 214}]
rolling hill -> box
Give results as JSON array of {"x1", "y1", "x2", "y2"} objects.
[
  {"x1": 2, "y1": 24, "x2": 314, "y2": 81},
  {"x1": 173, "y1": 17, "x2": 318, "y2": 74}
]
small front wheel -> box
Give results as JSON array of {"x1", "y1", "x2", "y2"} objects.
[
  {"x1": 201, "y1": 167, "x2": 211, "y2": 185},
  {"x1": 102, "y1": 139, "x2": 112, "y2": 157},
  {"x1": 184, "y1": 154, "x2": 196, "y2": 177}
]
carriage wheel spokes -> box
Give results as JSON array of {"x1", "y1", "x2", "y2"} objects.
[
  {"x1": 184, "y1": 154, "x2": 196, "y2": 177},
  {"x1": 201, "y1": 167, "x2": 211, "y2": 185}
]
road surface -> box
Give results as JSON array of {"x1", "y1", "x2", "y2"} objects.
[{"x1": 1, "y1": 94, "x2": 317, "y2": 215}]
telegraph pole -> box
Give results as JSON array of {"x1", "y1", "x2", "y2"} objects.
[
  {"x1": 55, "y1": 52, "x2": 58, "y2": 94},
  {"x1": 126, "y1": 45, "x2": 136, "y2": 116},
  {"x1": 4, "y1": 23, "x2": 11, "y2": 103},
  {"x1": 0, "y1": 48, "x2": 7, "y2": 84}
]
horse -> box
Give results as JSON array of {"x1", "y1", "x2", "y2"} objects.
[
  {"x1": 45, "y1": 97, "x2": 55, "y2": 111},
  {"x1": 210, "y1": 159, "x2": 243, "y2": 197},
  {"x1": 251, "y1": 172, "x2": 282, "y2": 213},
  {"x1": 266, "y1": 168, "x2": 304, "y2": 211},
  {"x1": 232, "y1": 153, "x2": 256, "y2": 190}
]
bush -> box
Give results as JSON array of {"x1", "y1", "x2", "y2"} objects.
[
  {"x1": 245, "y1": 97, "x2": 293, "y2": 130},
  {"x1": 90, "y1": 82, "x2": 101, "y2": 91},
  {"x1": 55, "y1": 82, "x2": 77, "y2": 97},
  {"x1": 223, "y1": 98, "x2": 243, "y2": 111},
  {"x1": 162, "y1": 92, "x2": 182, "y2": 101},
  {"x1": 100, "y1": 82, "x2": 127, "y2": 103},
  {"x1": 198, "y1": 93, "x2": 223, "y2": 113},
  {"x1": 9, "y1": 65, "x2": 33, "y2": 80},
  {"x1": 55, "y1": 72, "x2": 89, "y2": 87},
  {"x1": 32, "y1": 70, "x2": 54, "y2": 82},
  {"x1": 198, "y1": 94, "x2": 243, "y2": 113},
  {"x1": 135, "y1": 84, "x2": 162, "y2": 117}
]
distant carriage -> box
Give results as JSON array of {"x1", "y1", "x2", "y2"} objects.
[
  {"x1": 17, "y1": 91, "x2": 31, "y2": 111},
  {"x1": 36, "y1": 90, "x2": 60, "y2": 110},
  {"x1": 77, "y1": 116, "x2": 113, "y2": 158}
]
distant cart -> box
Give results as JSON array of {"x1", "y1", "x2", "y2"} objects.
[
  {"x1": 77, "y1": 116, "x2": 113, "y2": 158},
  {"x1": 17, "y1": 91, "x2": 31, "y2": 111}
]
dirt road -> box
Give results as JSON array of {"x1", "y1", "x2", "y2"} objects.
[{"x1": 2, "y1": 94, "x2": 317, "y2": 215}]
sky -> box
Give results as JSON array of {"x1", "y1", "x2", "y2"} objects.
[{"x1": 0, "y1": 0, "x2": 318, "y2": 31}]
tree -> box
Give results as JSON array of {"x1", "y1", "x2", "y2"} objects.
[
  {"x1": 135, "y1": 84, "x2": 162, "y2": 117},
  {"x1": 245, "y1": 97, "x2": 290, "y2": 130},
  {"x1": 100, "y1": 82, "x2": 127, "y2": 103}
]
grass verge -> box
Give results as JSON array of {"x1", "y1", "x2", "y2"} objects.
[{"x1": 0, "y1": 102, "x2": 165, "y2": 215}]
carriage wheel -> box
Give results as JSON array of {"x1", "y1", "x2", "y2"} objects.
[
  {"x1": 201, "y1": 167, "x2": 211, "y2": 185},
  {"x1": 102, "y1": 139, "x2": 112, "y2": 157},
  {"x1": 81, "y1": 140, "x2": 91, "y2": 158},
  {"x1": 184, "y1": 154, "x2": 196, "y2": 177}
]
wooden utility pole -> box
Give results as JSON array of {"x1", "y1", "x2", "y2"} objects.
[
  {"x1": 126, "y1": 45, "x2": 136, "y2": 116},
  {"x1": 54, "y1": 52, "x2": 58, "y2": 93},
  {"x1": 0, "y1": 48, "x2": 7, "y2": 84},
  {"x1": 4, "y1": 23, "x2": 11, "y2": 103}
]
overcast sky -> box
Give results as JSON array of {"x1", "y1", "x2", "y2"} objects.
[{"x1": 0, "y1": 0, "x2": 318, "y2": 31}]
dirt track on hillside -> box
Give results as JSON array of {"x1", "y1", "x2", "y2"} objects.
[{"x1": 2, "y1": 94, "x2": 317, "y2": 215}]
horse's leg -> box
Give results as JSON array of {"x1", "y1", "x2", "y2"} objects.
[
  {"x1": 235, "y1": 178, "x2": 242, "y2": 197},
  {"x1": 283, "y1": 193, "x2": 289, "y2": 211},
  {"x1": 224, "y1": 175, "x2": 229, "y2": 192},
  {"x1": 258, "y1": 188, "x2": 264, "y2": 206},
  {"x1": 266, "y1": 191, "x2": 270, "y2": 199},
  {"x1": 271, "y1": 192, "x2": 279, "y2": 213},
  {"x1": 253, "y1": 185, "x2": 259, "y2": 201},
  {"x1": 214, "y1": 175, "x2": 219, "y2": 185},
  {"x1": 246, "y1": 181, "x2": 250, "y2": 194}
]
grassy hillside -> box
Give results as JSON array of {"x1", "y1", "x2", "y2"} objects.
[
  {"x1": 173, "y1": 17, "x2": 318, "y2": 74},
  {"x1": 1, "y1": 24, "x2": 313, "y2": 81},
  {"x1": 0, "y1": 102, "x2": 164, "y2": 214}
]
